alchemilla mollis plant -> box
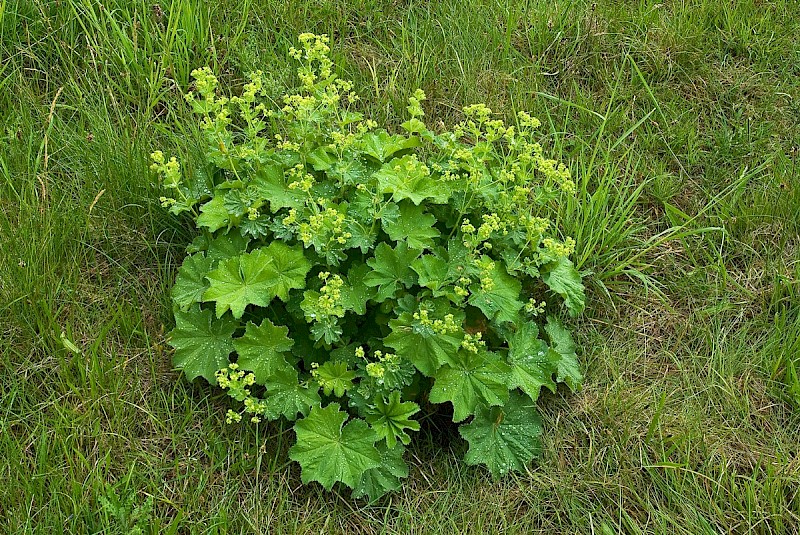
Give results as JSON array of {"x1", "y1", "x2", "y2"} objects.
[{"x1": 152, "y1": 33, "x2": 585, "y2": 501}]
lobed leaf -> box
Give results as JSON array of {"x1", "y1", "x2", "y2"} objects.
[
  {"x1": 364, "y1": 242, "x2": 419, "y2": 302},
  {"x1": 365, "y1": 392, "x2": 420, "y2": 448},
  {"x1": 171, "y1": 253, "x2": 213, "y2": 312},
  {"x1": 352, "y1": 444, "x2": 409, "y2": 502},
  {"x1": 545, "y1": 316, "x2": 583, "y2": 391},
  {"x1": 263, "y1": 367, "x2": 321, "y2": 420},
  {"x1": 251, "y1": 164, "x2": 304, "y2": 212},
  {"x1": 384, "y1": 308, "x2": 463, "y2": 377},
  {"x1": 196, "y1": 196, "x2": 231, "y2": 232},
  {"x1": 289, "y1": 404, "x2": 381, "y2": 490},
  {"x1": 361, "y1": 131, "x2": 421, "y2": 162},
  {"x1": 374, "y1": 155, "x2": 450, "y2": 205},
  {"x1": 541, "y1": 257, "x2": 586, "y2": 317},
  {"x1": 459, "y1": 391, "x2": 543, "y2": 478},
  {"x1": 314, "y1": 361, "x2": 356, "y2": 397},
  {"x1": 380, "y1": 201, "x2": 441, "y2": 250},
  {"x1": 203, "y1": 249, "x2": 277, "y2": 319},
  {"x1": 429, "y1": 350, "x2": 511, "y2": 422},
  {"x1": 506, "y1": 322, "x2": 558, "y2": 401},
  {"x1": 169, "y1": 305, "x2": 237, "y2": 382},
  {"x1": 232, "y1": 319, "x2": 294, "y2": 384},
  {"x1": 468, "y1": 259, "x2": 524, "y2": 324}
]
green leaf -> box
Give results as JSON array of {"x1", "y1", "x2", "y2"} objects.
[
  {"x1": 459, "y1": 391, "x2": 543, "y2": 478},
  {"x1": 541, "y1": 257, "x2": 586, "y2": 316},
  {"x1": 171, "y1": 253, "x2": 213, "y2": 312},
  {"x1": 352, "y1": 444, "x2": 409, "y2": 502},
  {"x1": 169, "y1": 306, "x2": 236, "y2": 382},
  {"x1": 365, "y1": 391, "x2": 420, "y2": 448},
  {"x1": 206, "y1": 232, "x2": 249, "y2": 263},
  {"x1": 340, "y1": 263, "x2": 376, "y2": 315},
  {"x1": 545, "y1": 316, "x2": 583, "y2": 391},
  {"x1": 310, "y1": 317, "x2": 343, "y2": 345},
  {"x1": 345, "y1": 218, "x2": 378, "y2": 253},
  {"x1": 263, "y1": 367, "x2": 321, "y2": 420},
  {"x1": 411, "y1": 253, "x2": 456, "y2": 297},
  {"x1": 261, "y1": 241, "x2": 312, "y2": 302},
  {"x1": 468, "y1": 258, "x2": 524, "y2": 324},
  {"x1": 401, "y1": 118, "x2": 428, "y2": 135},
  {"x1": 203, "y1": 249, "x2": 277, "y2": 319},
  {"x1": 307, "y1": 146, "x2": 336, "y2": 170},
  {"x1": 222, "y1": 189, "x2": 248, "y2": 217},
  {"x1": 364, "y1": 242, "x2": 419, "y2": 302},
  {"x1": 374, "y1": 155, "x2": 450, "y2": 205},
  {"x1": 330, "y1": 157, "x2": 370, "y2": 186},
  {"x1": 507, "y1": 322, "x2": 557, "y2": 401},
  {"x1": 361, "y1": 131, "x2": 421, "y2": 162},
  {"x1": 196, "y1": 195, "x2": 231, "y2": 232},
  {"x1": 429, "y1": 350, "x2": 511, "y2": 422},
  {"x1": 384, "y1": 308, "x2": 463, "y2": 377},
  {"x1": 232, "y1": 319, "x2": 294, "y2": 384},
  {"x1": 289, "y1": 404, "x2": 381, "y2": 490},
  {"x1": 251, "y1": 164, "x2": 304, "y2": 212},
  {"x1": 314, "y1": 361, "x2": 356, "y2": 397},
  {"x1": 239, "y1": 215, "x2": 270, "y2": 238},
  {"x1": 380, "y1": 201, "x2": 441, "y2": 250}
]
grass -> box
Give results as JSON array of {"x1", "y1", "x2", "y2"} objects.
[{"x1": 2, "y1": 0, "x2": 799, "y2": 532}]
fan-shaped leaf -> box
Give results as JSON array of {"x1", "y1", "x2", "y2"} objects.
[
  {"x1": 289, "y1": 404, "x2": 381, "y2": 490},
  {"x1": 459, "y1": 391, "x2": 543, "y2": 478},
  {"x1": 169, "y1": 305, "x2": 236, "y2": 382}
]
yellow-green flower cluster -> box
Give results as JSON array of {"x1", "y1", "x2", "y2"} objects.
[
  {"x1": 412, "y1": 306, "x2": 460, "y2": 335},
  {"x1": 297, "y1": 207, "x2": 350, "y2": 247},
  {"x1": 290, "y1": 33, "x2": 333, "y2": 88},
  {"x1": 538, "y1": 158, "x2": 576, "y2": 194},
  {"x1": 316, "y1": 272, "x2": 345, "y2": 317},
  {"x1": 460, "y1": 212, "x2": 509, "y2": 253},
  {"x1": 474, "y1": 257, "x2": 496, "y2": 292},
  {"x1": 329, "y1": 130, "x2": 358, "y2": 151},
  {"x1": 185, "y1": 66, "x2": 219, "y2": 107},
  {"x1": 273, "y1": 133, "x2": 300, "y2": 151},
  {"x1": 230, "y1": 71, "x2": 268, "y2": 137},
  {"x1": 225, "y1": 409, "x2": 242, "y2": 424},
  {"x1": 360, "y1": 348, "x2": 402, "y2": 383},
  {"x1": 392, "y1": 154, "x2": 430, "y2": 177},
  {"x1": 243, "y1": 397, "x2": 270, "y2": 423},
  {"x1": 149, "y1": 151, "x2": 181, "y2": 189},
  {"x1": 429, "y1": 162, "x2": 461, "y2": 182},
  {"x1": 542, "y1": 237, "x2": 576, "y2": 258},
  {"x1": 525, "y1": 298, "x2": 546, "y2": 317},
  {"x1": 287, "y1": 164, "x2": 316, "y2": 193},
  {"x1": 216, "y1": 364, "x2": 278, "y2": 424},
  {"x1": 453, "y1": 277, "x2": 472, "y2": 298},
  {"x1": 282, "y1": 92, "x2": 319, "y2": 119},
  {"x1": 370, "y1": 350, "x2": 402, "y2": 374},
  {"x1": 150, "y1": 151, "x2": 187, "y2": 208},
  {"x1": 477, "y1": 213, "x2": 507, "y2": 241},
  {"x1": 461, "y1": 332, "x2": 486, "y2": 353},
  {"x1": 521, "y1": 214, "x2": 550, "y2": 239},
  {"x1": 463, "y1": 103, "x2": 493, "y2": 123},
  {"x1": 365, "y1": 362, "x2": 385, "y2": 379},
  {"x1": 517, "y1": 111, "x2": 542, "y2": 130},
  {"x1": 216, "y1": 363, "x2": 256, "y2": 403}
]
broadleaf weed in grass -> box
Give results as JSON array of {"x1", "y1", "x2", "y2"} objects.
[{"x1": 152, "y1": 33, "x2": 589, "y2": 501}]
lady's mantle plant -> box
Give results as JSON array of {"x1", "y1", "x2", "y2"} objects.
[{"x1": 153, "y1": 33, "x2": 585, "y2": 501}]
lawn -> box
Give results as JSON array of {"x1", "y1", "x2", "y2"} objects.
[{"x1": 1, "y1": 0, "x2": 799, "y2": 533}]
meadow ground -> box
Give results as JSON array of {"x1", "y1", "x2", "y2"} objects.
[{"x1": 1, "y1": 1, "x2": 799, "y2": 533}]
